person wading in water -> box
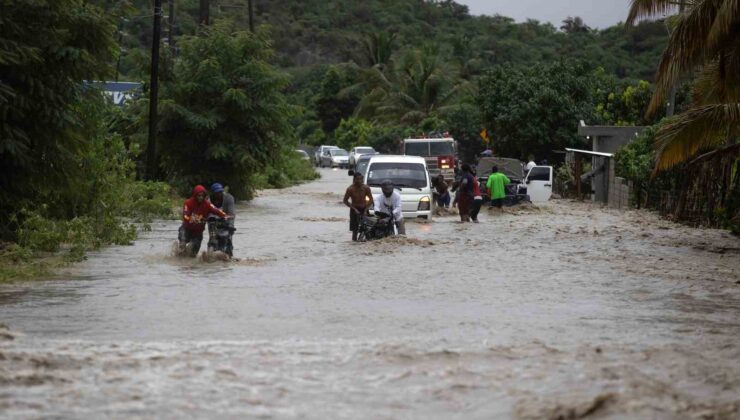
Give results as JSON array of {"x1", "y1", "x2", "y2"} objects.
[{"x1": 343, "y1": 173, "x2": 374, "y2": 241}]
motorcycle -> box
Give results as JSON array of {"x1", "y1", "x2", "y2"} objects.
[
  {"x1": 357, "y1": 210, "x2": 396, "y2": 241},
  {"x1": 203, "y1": 215, "x2": 236, "y2": 261}
]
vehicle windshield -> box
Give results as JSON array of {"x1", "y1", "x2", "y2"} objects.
[
  {"x1": 429, "y1": 142, "x2": 454, "y2": 156},
  {"x1": 356, "y1": 158, "x2": 371, "y2": 175},
  {"x1": 404, "y1": 142, "x2": 429, "y2": 156},
  {"x1": 356, "y1": 147, "x2": 374, "y2": 154},
  {"x1": 367, "y1": 162, "x2": 428, "y2": 189},
  {"x1": 330, "y1": 149, "x2": 348, "y2": 156}
]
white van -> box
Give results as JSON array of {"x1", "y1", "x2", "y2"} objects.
[{"x1": 364, "y1": 155, "x2": 433, "y2": 219}]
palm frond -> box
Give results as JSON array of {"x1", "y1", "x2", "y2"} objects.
[
  {"x1": 654, "y1": 102, "x2": 740, "y2": 170},
  {"x1": 707, "y1": 0, "x2": 740, "y2": 48},
  {"x1": 626, "y1": 0, "x2": 691, "y2": 25},
  {"x1": 691, "y1": 54, "x2": 740, "y2": 105},
  {"x1": 648, "y1": 0, "x2": 723, "y2": 116}
]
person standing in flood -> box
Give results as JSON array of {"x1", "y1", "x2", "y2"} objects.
[
  {"x1": 486, "y1": 166, "x2": 510, "y2": 210},
  {"x1": 434, "y1": 174, "x2": 451, "y2": 208},
  {"x1": 470, "y1": 167, "x2": 484, "y2": 223},
  {"x1": 343, "y1": 172, "x2": 374, "y2": 241},
  {"x1": 456, "y1": 163, "x2": 474, "y2": 222}
]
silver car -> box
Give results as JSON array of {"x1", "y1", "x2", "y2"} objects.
[
  {"x1": 349, "y1": 146, "x2": 376, "y2": 167},
  {"x1": 319, "y1": 148, "x2": 350, "y2": 168}
]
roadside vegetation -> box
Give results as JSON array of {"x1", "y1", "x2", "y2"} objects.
[{"x1": 614, "y1": 0, "x2": 739, "y2": 232}]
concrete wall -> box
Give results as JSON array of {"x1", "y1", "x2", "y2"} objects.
[
  {"x1": 607, "y1": 159, "x2": 631, "y2": 209},
  {"x1": 594, "y1": 135, "x2": 634, "y2": 154}
]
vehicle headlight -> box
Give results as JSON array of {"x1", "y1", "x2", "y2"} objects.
[{"x1": 418, "y1": 196, "x2": 430, "y2": 211}]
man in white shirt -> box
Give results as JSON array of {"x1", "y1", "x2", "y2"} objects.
[
  {"x1": 525, "y1": 155, "x2": 536, "y2": 173},
  {"x1": 374, "y1": 179, "x2": 406, "y2": 235}
]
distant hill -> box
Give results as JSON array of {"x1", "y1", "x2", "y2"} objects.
[{"x1": 107, "y1": 0, "x2": 666, "y2": 81}]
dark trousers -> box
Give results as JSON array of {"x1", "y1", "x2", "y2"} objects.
[
  {"x1": 178, "y1": 225, "x2": 203, "y2": 257},
  {"x1": 471, "y1": 198, "x2": 483, "y2": 221},
  {"x1": 458, "y1": 194, "x2": 472, "y2": 221},
  {"x1": 436, "y1": 192, "x2": 450, "y2": 208}
]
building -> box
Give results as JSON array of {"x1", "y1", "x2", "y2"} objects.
[{"x1": 568, "y1": 121, "x2": 646, "y2": 208}]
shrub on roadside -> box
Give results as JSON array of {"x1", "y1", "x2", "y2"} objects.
[{"x1": 253, "y1": 148, "x2": 320, "y2": 190}]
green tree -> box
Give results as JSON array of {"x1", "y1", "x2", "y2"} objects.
[
  {"x1": 334, "y1": 118, "x2": 374, "y2": 150},
  {"x1": 477, "y1": 61, "x2": 597, "y2": 161},
  {"x1": 315, "y1": 66, "x2": 358, "y2": 135},
  {"x1": 0, "y1": 0, "x2": 116, "y2": 240},
  {"x1": 156, "y1": 22, "x2": 293, "y2": 199},
  {"x1": 445, "y1": 104, "x2": 483, "y2": 163}
]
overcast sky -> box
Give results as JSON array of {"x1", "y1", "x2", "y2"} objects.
[{"x1": 459, "y1": 0, "x2": 632, "y2": 29}]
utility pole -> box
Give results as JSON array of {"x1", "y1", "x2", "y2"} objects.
[
  {"x1": 146, "y1": 0, "x2": 163, "y2": 181},
  {"x1": 248, "y1": 0, "x2": 254, "y2": 32},
  {"x1": 168, "y1": 0, "x2": 175, "y2": 51},
  {"x1": 199, "y1": 0, "x2": 209, "y2": 25}
]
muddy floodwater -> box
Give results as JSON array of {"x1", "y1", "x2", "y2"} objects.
[{"x1": 1, "y1": 169, "x2": 739, "y2": 419}]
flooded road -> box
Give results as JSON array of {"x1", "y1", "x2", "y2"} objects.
[{"x1": 1, "y1": 169, "x2": 739, "y2": 419}]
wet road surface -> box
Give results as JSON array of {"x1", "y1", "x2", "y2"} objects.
[{"x1": 1, "y1": 169, "x2": 739, "y2": 418}]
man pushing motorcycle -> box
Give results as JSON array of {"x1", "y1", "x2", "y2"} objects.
[
  {"x1": 179, "y1": 185, "x2": 230, "y2": 257},
  {"x1": 373, "y1": 179, "x2": 405, "y2": 235}
]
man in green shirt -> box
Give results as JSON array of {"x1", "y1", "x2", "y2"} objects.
[{"x1": 485, "y1": 166, "x2": 510, "y2": 208}]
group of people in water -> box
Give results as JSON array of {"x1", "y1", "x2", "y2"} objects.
[
  {"x1": 342, "y1": 163, "x2": 513, "y2": 241},
  {"x1": 179, "y1": 159, "x2": 519, "y2": 251},
  {"x1": 433, "y1": 164, "x2": 511, "y2": 223}
]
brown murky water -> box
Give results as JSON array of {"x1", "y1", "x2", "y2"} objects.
[{"x1": 1, "y1": 169, "x2": 739, "y2": 419}]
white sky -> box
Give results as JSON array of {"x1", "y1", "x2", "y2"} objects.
[{"x1": 459, "y1": 0, "x2": 632, "y2": 29}]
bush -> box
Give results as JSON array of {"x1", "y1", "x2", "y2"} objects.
[{"x1": 253, "y1": 148, "x2": 320, "y2": 190}]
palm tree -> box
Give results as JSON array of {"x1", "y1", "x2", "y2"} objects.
[
  {"x1": 353, "y1": 46, "x2": 469, "y2": 125},
  {"x1": 627, "y1": 0, "x2": 739, "y2": 170},
  {"x1": 359, "y1": 32, "x2": 397, "y2": 70}
]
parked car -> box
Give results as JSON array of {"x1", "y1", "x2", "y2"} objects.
[
  {"x1": 320, "y1": 148, "x2": 350, "y2": 168},
  {"x1": 314, "y1": 145, "x2": 339, "y2": 166},
  {"x1": 349, "y1": 146, "x2": 377, "y2": 167},
  {"x1": 364, "y1": 155, "x2": 432, "y2": 219},
  {"x1": 348, "y1": 154, "x2": 374, "y2": 178},
  {"x1": 294, "y1": 149, "x2": 310, "y2": 161}
]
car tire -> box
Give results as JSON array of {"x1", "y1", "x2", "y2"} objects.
[{"x1": 419, "y1": 215, "x2": 429, "y2": 220}]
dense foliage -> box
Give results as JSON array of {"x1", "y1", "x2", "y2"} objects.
[
  {"x1": 0, "y1": 1, "x2": 174, "y2": 279},
  {"x1": 155, "y1": 22, "x2": 295, "y2": 199},
  {"x1": 0, "y1": 0, "x2": 116, "y2": 238},
  {"x1": 104, "y1": 0, "x2": 668, "y2": 83},
  {"x1": 477, "y1": 61, "x2": 597, "y2": 161}
]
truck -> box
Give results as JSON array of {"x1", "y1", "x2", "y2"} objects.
[
  {"x1": 402, "y1": 138, "x2": 457, "y2": 183},
  {"x1": 476, "y1": 157, "x2": 553, "y2": 204}
]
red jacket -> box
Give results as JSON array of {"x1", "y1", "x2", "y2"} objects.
[
  {"x1": 182, "y1": 185, "x2": 227, "y2": 233},
  {"x1": 472, "y1": 177, "x2": 482, "y2": 198}
]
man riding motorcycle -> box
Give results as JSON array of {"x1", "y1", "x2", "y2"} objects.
[
  {"x1": 179, "y1": 185, "x2": 229, "y2": 257},
  {"x1": 373, "y1": 179, "x2": 405, "y2": 235}
]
